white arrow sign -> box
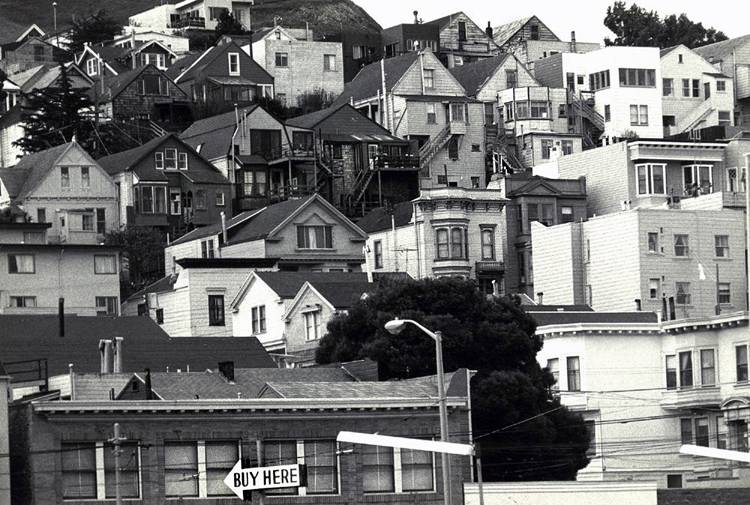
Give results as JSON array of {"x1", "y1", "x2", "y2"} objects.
[
  {"x1": 223, "y1": 461, "x2": 303, "y2": 498},
  {"x1": 337, "y1": 431, "x2": 475, "y2": 456}
]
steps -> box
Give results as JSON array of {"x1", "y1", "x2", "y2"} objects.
[
  {"x1": 568, "y1": 91, "x2": 605, "y2": 132},
  {"x1": 418, "y1": 125, "x2": 453, "y2": 176}
]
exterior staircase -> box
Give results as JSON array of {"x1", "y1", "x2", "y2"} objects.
[
  {"x1": 349, "y1": 166, "x2": 376, "y2": 208},
  {"x1": 568, "y1": 91, "x2": 605, "y2": 131},
  {"x1": 418, "y1": 124, "x2": 453, "y2": 177},
  {"x1": 680, "y1": 100, "x2": 716, "y2": 133}
]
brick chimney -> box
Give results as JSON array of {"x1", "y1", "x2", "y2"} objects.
[{"x1": 219, "y1": 361, "x2": 235, "y2": 382}]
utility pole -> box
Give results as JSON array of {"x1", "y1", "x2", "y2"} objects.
[{"x1": 109, "y1": 423, "x2": 126, "y2": 505}]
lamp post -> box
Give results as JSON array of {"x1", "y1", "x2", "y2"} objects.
[
  {"x1": 385, "y1": 318, "x2": 451, "y2": 505},
  {"x1": 53, "y1": 2, "x2": 58, "y2": 46}
]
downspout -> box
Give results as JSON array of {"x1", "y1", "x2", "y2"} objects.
[
  {"x1": 419, "y1": 51, "x2": 426, "y2": 95},
  {"x1": 412, "y1": 201, "x2": 421, "y2": 278},
  {"x1": 392, "y1": 213, "x2": 399, "y2": 272},
  {"x1": 380, "y1": 58, "x2": 390, "y2": 132}
]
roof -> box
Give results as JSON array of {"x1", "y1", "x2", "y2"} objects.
[
  {"x1": 180, "y1": 106, "x2": 260, "y2": 161},
  {"x1": 355, "y1": 201, "x2": 414, "y2": 233},
  {"x1": 531, "y1": 311, "x2": 659, "y2": 327},
  {"x1": 524, "y1": 304, "x2": 594, "y2": 312},
  {"x1": 448, "y1": 54, "x2": 513, "y2": 96},
  {"x1": 175, "y1": 40, "x2": 273, "y2": 85},
  {"x1": 226, "y1": 197, "x2": 311, "y2": 244},
  {"x1": 73, "y1": 373, "x2": 132, "y2": 400},
  {"x1": 286, "y1": 103, "x2": 406, "y2": 143},
  {"x1": 0, "y1": 315, "x2": 275, "y2": 376},
  {"x1": 0, "y1": 104, "x2": 24, "y2": 130},
  {"x1": 93, "y1": 64, "x2": 176, "y2": 102},
  {"x1": 310, "y1": 280, "x2": 373, "y2": 309},
  {"x1": 261, "y1": 380, "x2": 437, "y2": 399},
  {"x1": 166, "y1": 51, "x2": 203, "y2": 80},
  {"x1": 125, "y1": 274, "x2": 179, "y2": 302},
  {"x1": 255, "y1": 271, "x2": 372, "y2": 298},
  {"x1": 0, "y1": 143, "x2": 72, "y2": 199},
  {"x1": 167, "y1": 207, "x2": 264, "y2": 246},
  {"x1": 492, "y1": 16, "x2": 532, "y2": 47},
  {"x1": 175, "y1": 258, "x2": 280, "y2": 269},
  {"x1": 250, "y1": 27, "x2": 275, "y2": 43},
  {"x1": 424, "y1": 11, "x2": 465, "y2": 30},
  {"x1": 694, "y1": 34, "x2": 750, "y2": 61},
  {"x1": 660, "y1": 45, "x2": 679, "y2": 57},
  {"x1": 334, "y1": 51, "x2": 420, "y2": 104}
]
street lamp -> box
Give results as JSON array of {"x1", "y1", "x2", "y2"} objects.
[{"x1": 385, "y1": 318, "x2": 452, "y2": 505}]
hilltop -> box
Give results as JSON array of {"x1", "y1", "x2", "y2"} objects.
[{"x1": 0, "y1": 0, "x2": 381, "y2": 43}]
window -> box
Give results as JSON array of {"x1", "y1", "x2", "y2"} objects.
[
  {"x1": 718, "y1": 283, "x2": 731, "y2": 304},
  {"x1": 212, "y1": 191, "x2": 224, "y2": 208},
  {"x1": 676, "y1": 282, "x2": 691, "y2": 305},
  {"x1": 424, "y1": 69, "x2": 434, "y2": 89},
  {"x1": 648, "y1": 232, "x2": 659, "y2": 253},
  {"x1": 62, "y1": 443, "x2": 97, "y2": 499},
  {"x1": 717, "y1": 80, "x2": 727, "y2": 92},
  {"x1": 140, "y1": 74, "x2": 165, "y2": 95},
  {"x1": 618, "y1": 68, "x2": 656, "y2": 87},
  {"x1": 305, "y1": 440, "x2": 338, "y2": 494},
  {"x1": 95, "y1": 297, "x2": 118, "y2": 316},
  {"x1": 679, "y1": 351, "x2": 693, "y2": 387},
  {"x1": 436, "y1": 229, "x2": 449, "y2": 259},
  {"x1": 96, "y1": 208, "x2": 106, "y2": 234},
  {"x1": 37, "y1": 208, "x2": 46, "y2": 223},
  {"x1": 86, "y1": 58, "x2": 98, "y2": 76},
  {"x1": 374, "y1": 240, "x2": 383, "y2": 268},
  {"x1": 264, "y1": 441, "x2": 298, "y2": 495},
  {"x1": 635, "y1": 164, "x2": 666, "y2": 195},
  {"x1": 208, "y1": 295, "x2": 225, "y2": 326},
  {"x1": 206, "y1": 442, "x2": 239, "y2": 497},
  {"x1": 683, "y1": 164, "x2": 712, "y2": 193},
  {"x1": 663, "y1": 115, "x2": 676, "y2": 128},
  {"x1": 589, "y1": 70, "x2": 610, "y2": 90},
  {"x1": 449, "y1": 102, "x2": 466, "y2": 122},
  {"x1": 674, "y1": 234, "x2": 689, "y2": 257},
  {"x1": 505, "y1": 69, "x2": 517, "y2": 88},
  {"x1": 663, "y1": 78, "x2": 674, "y2": 96},
  {"x1": 516, "y1": 101, "x2": 529, "y2": 118},
  {"x1": 82, "y1": 214, "x2": 94, "y2": 231},
  {"x1": 165, "y1": 148, "x2": 177, "y2": 169},
  {"x1": 719, "y1": 110, "x2": 732, "y2": 126},
  {"x1": 362, "y1": 445, "x2": 395, "y2": 493},
  {"x1": 81, "y1": 166, "x2": 90, "y2": 188},
  {"x1": 242, "y1": 171, "x2": 268, "y2": 196},
  {"x1": 275, "y1": 52, "x2": 288, "y2": 67},
  {"x1": 401, "y1": 449, "x2": 433, "y2": 491},
  {"x1": 447, "y1": 137, "x2": 459, "y2": 160},
  {"x1": 715, "y1": 235, "x2": 729, "y2": 257},
  {"x1": 682, "y1": 78, "x2": 690, "y2": 97},
  {"x1": 457, "y1": 20, "x2": 467, "y2": 41},
  {"x1": 680, "y1": 418, "x2": 693, "y2": 444},
  {"x1": 105, "y1": 443, "x2": 140, "y2": 498},
  {"x1": 736, "y1": 345, "x2": 748, "y2": 382},
  {"x1": 33, "y1": 44, "x2": 45, "y2": 62},
  {"x1": 435, "y1": 227, "x2": 466, "y2": 260},
  {"x1": 297, "y1": 225, "x2": 333, "y2": 249},
  {"x1": 481, "y1": 228, "x2": 495, "y2": 260},
  {"x1": 695, "y1": 418, "x2": 709, "y2": 447},
  {"x1": 251, "y1": 305, "x2": 266, "y2": 334},
  {"x1": 323, "y1": 54, "x2": 336, "y2": 71},
  {"x1": 450, "y1": 228, "x2": 464, "y2": 258},
  {"x1": 666, "y1": 355, "x2": 677, "y2": 389},
  {"x1": 165, "y1": 443, "x2": 198, "y2": 497},
  {"x1": 604, "y1": 104, "x2": 611, "y2": 122},
  {"x1": 304, "y1": 310, "x2": 321, "y2": 341},
  {"x1": 530, "y1": 101, "x2": 549, "y2": 118},
  {"x1": 547, "y1": 358, "x2": 559, "y2": 390},
  {"x1": 426, "y1": 103, "x2": 437, "y2": 124},
  {"x1": 559, "y1": 140, "x2": 573, "y2": 156},
  {"x1": 585, "y1": 420, "x2": 596, "y2": 456},
  {"x1": 530, "y1": 24, "x2": 539, "y2": 40},
  {"x1": 700, "y1": 349, "x2": 716, "y2": 386},
  {"x1": 196, "y1": 189, "x2": 206, "y2": 209},
  {"x1": 692, "y1": 79, "x2": 700, "y2": 97},
  {"x1": 8, "y1": 254, "x2": 35, "y2": 273},
  {"x1": 561, "y1": 206, "x2": 574, "y2": 223},
  {"x1": 630, "y1": 104, "x2": 648, "y2": 125},
  {"x1": 9, "y1": 296, "x2": 36, "y2": 307},
  {"x1": 156, "y1": 308, "x2": 164, "y2": 324},
  {"x1": 567, "y1": 356, "x2": 580, "y2": 391},
  {"x1": 558, "y1": 103, "x2": 567, "y2": 118},
  {"x1": 200, "y1": 239, "x2": 215, "y2": 259},
  {"x1": 178, "y1": 152, "x2": 188, "y2": 170},
  {"x1": 209, "y1": 6, "x2": 228, "y2": 19},
  {"x1": 155, "y1": 151, "x2": 164, "y2": 169},
  {"x1": 61, "y1": 166, "x2": 70, "y2": 188},
  {"x1": 228, "y1": 52, "x2": 240, "y2": 75},
  {"x1": 540, "y1": 204, "x2": 554, "y2": 226},
  {"x1": 94, "y1": 255, "x2": 117, "y2": 274},
  {"x1": 649, "y1": 278, "x2": 660, "y2": 299},
  {"x1": 541, "y1": 139, "x2": 553, "y2": 159}
]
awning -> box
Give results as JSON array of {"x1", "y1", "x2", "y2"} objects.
[
  {"x1": 207, "y1": 76, "x2": 260, "y2": 86},
  {"x1": 237, "y1": 154, "x2": 269, "y2": 166},
  {"x1": 322, "y1": 133, "x2": 408, "y2": 144}
]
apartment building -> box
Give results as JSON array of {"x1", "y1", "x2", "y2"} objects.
[
  {"x1": 423, "y1": 11, "x2": 500, "y2": 68},
  {"x1": 359, "y1": 187, "x2": 507, "y2": 293},
  {"x1": 98, "y1": 133, "x2": 232, "y2": 236},
  {"x1": 532, "y1": 207, "x2": 748, "y2": 319},
  {"x1": 694, "y1": 34, "x2": 750, "y2": 126},
  {"x1": 535, "y1": 310, "x2": 750, "y2": 489},
  {"x1": 535, "y1": 46, "x2": 664, "y2": 142},
  {"x1": 335, "y1": 49, "x2": 487, "y2": 190},
  {"x1": 661, "y1": 45, "x2": 735, "y2": 136},
  {"x1": 128, "y1": 0, "x2": 253, "y2": 32},
  {"x1": 0, "y1": 222, "x2": 121, "y2": 316},
  {"x1": 0, "y1": 142, "x2": 120, "y2": 240},
  {"x1": 248, "y1": 25, "x2": 344, "y2": 106}
]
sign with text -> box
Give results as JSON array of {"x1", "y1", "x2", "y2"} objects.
[{"x1": 224, "y1": 461, "x2": 303, "y2": 498}]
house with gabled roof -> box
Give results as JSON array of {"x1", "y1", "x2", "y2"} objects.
[
  {"x1": 164, "y1": 193, "x2": 368, "y2": 273},
  {"x1": 180, "y1": 104, "x2": 318, "y2": 213},
  {"x1": 694, "y1": 34, "x2": 750, "y2": 126},
  {"x1": 492, "y1": 15, "x2": 600, "y2": 72},
  {"x1": 91, "y1": 63, "x2": 192, "y2": 131},
  {"x1": 76, "y1": 40, "x2": 178, "y2": 80},
  {"x1": 0, "y1": 27, "x2": 69, "y2": 75},
  {"x1": 174, "y1": 37, "x2": 274, "y2": 108},
  {"x1": 334, "y1": 49, "x2": 487, "y2": 191},
  {"x1": 14, "y1": 62, "x2": 93, "y2": 94},
  {"x1": 423, "y1": 11, "x2": 500, "y2": 68},
  {"x1": 113, "y1": 30, "x2": 190, "y2": 56},
  {"x1": 0, "y1": 141, "x2": 119, "y2": 241},
  {"x1": 97, "y1": 133, "x2": 232, "y2": 236}
]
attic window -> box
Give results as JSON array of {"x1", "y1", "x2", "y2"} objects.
[
  {"x1": 530, "y1": 24, "x2": 539, "y2": 40},
  {"x1": 228, "y1": 52, "x2": 240, "y2": 76}
]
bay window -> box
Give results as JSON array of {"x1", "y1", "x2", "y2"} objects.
[
  {"x1": 635, "y1": 163, "x2": 666, "y2": 195},
  {"x1": 137, "y1": 185, "x2": 167, "y2": 214},
  {"x1": 665, "y1": 355, "x2": 677, "y2": 389},
  {"x1": 683, "y1": 164, "x2": 712, "y2": 193},
  {"x1": 435, "y1": 226, "x2": 467, "y2": 260},
  {"x1": 529, "y1": 101, "x2": 549, "y2": 118},
  {"x1": 567, "y1": 356, "x2": 580, "y2": 391}
]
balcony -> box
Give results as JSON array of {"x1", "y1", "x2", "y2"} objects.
[
  {"x1": 372, "y1": 153, "x2": 420, "y2": 170},
  {"x1": 660, "y1": 386, "x2": 722, "y2": 410},
  {"x1": 476, "y1": 261, "x2": 505, "y2": 275},
  {"x1": 169, "y1": 16, "x2": 206, "y2": 29}
]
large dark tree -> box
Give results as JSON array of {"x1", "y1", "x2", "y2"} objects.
[
  {"x1": 604, "y1": 2, "x2": 728, "y2": 48},
  {"x1": 214, "y1": 10, "x2": 247, "y2": 40},
  {"x1": 104, "y1": 226, "x2": 167, "y2": 298},
  {"x1": 68, "y1": 10, "x2": 123, "y2": 53},
  {"x1": 316, "y1": 277, "x2": 590, "y2": 481}
]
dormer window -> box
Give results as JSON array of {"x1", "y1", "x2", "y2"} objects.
[
  {"x1": 178, "y1": 152, "x2": 188, "y2": 170},
  {"x1": 228, "y1": 52, "x2": 240, "y2": 76},
  {"x1": 86, "y1": 58, "x2": 98, "y2": 76}
]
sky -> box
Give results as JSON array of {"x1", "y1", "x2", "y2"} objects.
[{"x1": 351, "y1": 0, "x2": 743, "y2": 44}]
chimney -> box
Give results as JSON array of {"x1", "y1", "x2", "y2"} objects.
[
  {"x1": 99, "y1": 340, "x2": 113, "y2": 374},
  {"x1": 486, "y1": 22, "x2": 493, "y2": 39},
  {"x1": 571, "y1": 31, "x2": 577, "y2": 53},
  {"x1": 536, "y1": 292, "x2": 544, "y2": 305},
  {"x1": 221, "y1": 211, "x2": 228, "y2": 244},
  {"x1": 218, "y1": 361, "x2": 235, "y2": 382},
  {"x1": 634, "y1": 299, "x2": 642, "y2": 311},
  {"x1": 144, "y1": 368, "x2": 153, "y2": 400},
  {"x1": 113, "y1": 337, "x2": 124, "y2": 373},
  {"x1": 69, "y1": 363, "x2": 76, "y2": 400},
  {"x1": 413, "y1": 10, "x2": 419, "y2": 24},
  {"x1": 58, "y1": 297, "x2": 65, "y2": 337}
]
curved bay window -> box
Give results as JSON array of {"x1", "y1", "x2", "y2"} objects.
[{"x1": 435, "y1": 226, "x2": 468, "y2": 260}]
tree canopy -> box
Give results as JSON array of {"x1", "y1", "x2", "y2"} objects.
[
  {"x1": 604, "y1": 2, "x2": 728, "y2": 48},
  {"x1": 215, "y1": 10, "x2": 248, "y2": 39},
  {"x1": 68, "y1": 10, "x2": 123, "y2": 53},
  {"x1": 104, "y1": 226, "x2": 167, "y2": 298},
  {"x1": 316, "y1": 277, "x2": 590, "y2": 481}
]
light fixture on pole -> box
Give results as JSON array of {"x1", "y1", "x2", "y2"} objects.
[
  {"x1": 53, "y1": 2, "x2": 58, "y2": 46},
  {"x1": 384, "y1": 318, "x2": 452, "y2": 505}
]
